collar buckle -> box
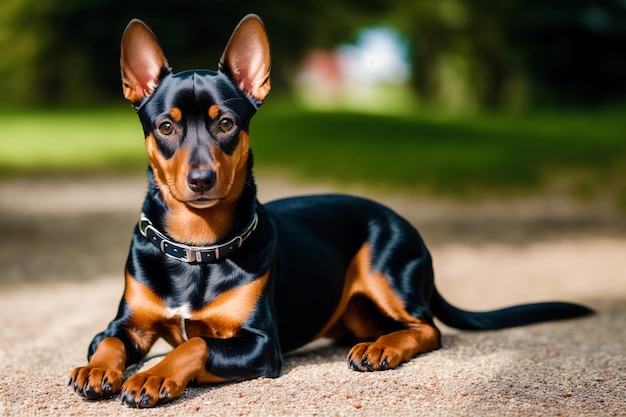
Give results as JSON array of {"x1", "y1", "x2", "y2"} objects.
[{"x1": 186, "y1": 248, "x2": 203, "y2": 263}]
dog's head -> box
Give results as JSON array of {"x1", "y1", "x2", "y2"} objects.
[{"x1": 120, "y1": 15, "x2": 270, "y2": 210}]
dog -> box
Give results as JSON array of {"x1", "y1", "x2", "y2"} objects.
[{"x1": 69, "y1": 14, "x2": 592, "y2": 408}]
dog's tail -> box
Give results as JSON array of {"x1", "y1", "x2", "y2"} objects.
[{"x1": 430, "y1": 288, "x2": 593, "y2": 331}]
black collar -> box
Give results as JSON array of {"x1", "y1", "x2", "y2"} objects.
[{"x1": 138, "y1": 212, "x2": 258, "y2": 263}]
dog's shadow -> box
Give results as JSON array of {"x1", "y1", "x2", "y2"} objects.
[
  {"x1": 111, "y1": 339, "x2": 346, "y2": 407},
  {"x1": 116, "y1": 335, "x2": 461, "y2": 407},
  {"x1": 282, "y1": 338, "x2": 348, "y2": 373},
  {"x1": 127, "y1": 334, "x2": 460, "y2": 380}
]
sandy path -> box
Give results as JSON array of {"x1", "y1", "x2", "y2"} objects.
[{"x1": 0, "y1": 174, "x2": 625, "y2": 416}]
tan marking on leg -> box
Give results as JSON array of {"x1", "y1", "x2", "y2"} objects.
[
  {"x1": 341, "y1": 296, "x2": 387, "y2": 339},
  {"x1": 347, "y1": 325, "x2": 440, "y2": 371},
  {"x1": 121, "y1": 337, "x2": 225, "y2": 407},
  {"x1": 118, "y1": 270, "x2": 269, "y2": 407},
  {"x1": 317, "y1": 243, "x2": 440, "y2": 370},
  {"x1": 317, "y1": 243, "x2": 421, "y2": 338},
  {"x1": 70, "y1": 337, "x2": 126, "y2": 398}
]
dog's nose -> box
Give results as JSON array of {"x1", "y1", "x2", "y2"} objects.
[{"x1": 187, "y1": 169, "x2": 216, "y2": 193}]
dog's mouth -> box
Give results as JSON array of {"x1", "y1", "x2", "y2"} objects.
[{"x1": 185, "y1": 197, "x2": 224, "y2": 209}]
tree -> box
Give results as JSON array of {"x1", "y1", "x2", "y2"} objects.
[{"x1": 1, "y1": 0, "x2": 625, "y2": 108}]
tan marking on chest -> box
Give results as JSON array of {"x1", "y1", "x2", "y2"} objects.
[
  {"x1": 187, "y1": 271, "x2": 269, "y2": 338},
  {"x1": 123, "y1": 269, "x2": 270, "y2": 346},
  {"x1": 124, "y1": 270, "x2": 169, "y2": 321}
]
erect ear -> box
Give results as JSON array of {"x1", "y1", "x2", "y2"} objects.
[
  {"x1": 120, "y1": 19, "x2": 171, "y2": 105},
  {"x1": 219, "y1": 14, "x2": 271, "y2": 105}
]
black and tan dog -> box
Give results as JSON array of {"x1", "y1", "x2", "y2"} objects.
[{"x1": 69, "y1": 14, "x2": 592, "y2": 408}]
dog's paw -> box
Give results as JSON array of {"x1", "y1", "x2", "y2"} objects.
[
  {"x1": 69, "y1": 366, "x2": 123, "y2": 399},
  {"x1": 347, "y1": 342, "x2": 402, "y2": 372},
  {"x1": 119, "y1": 372, "x2": 182, "y2": 408}
]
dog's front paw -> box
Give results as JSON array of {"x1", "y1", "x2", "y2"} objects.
[
  {"x1": 119, "y1": 372, "x2": 183, "y2": 408},
  {"x1": 69, "y1": 366, "x2": 123, "y2": 399},
  {"x1": 347, "y1": 342, "x2": 402, "y2": 372}
]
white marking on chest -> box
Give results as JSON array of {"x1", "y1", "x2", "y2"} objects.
[
  {"x1": 166, "y1": 303, "x2": 192, "y2": 319},
  {"x1": 166, "y1": 303, "x2": 192, "y2": 342}
]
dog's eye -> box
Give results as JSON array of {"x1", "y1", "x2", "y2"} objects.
[
  {"x1": 218, "y1": 118, "x2": 235, "y2": 133},
  {"x1": 158, "y1": 121, "x2": 174, "y2": 136}
]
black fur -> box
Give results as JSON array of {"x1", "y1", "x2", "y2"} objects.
[{"x1": 70, "y1": 15, "x2": 592, "y2": 408}]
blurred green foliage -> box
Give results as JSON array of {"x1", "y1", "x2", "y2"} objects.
[
  {"x1": 0, "y1": 107, "x2": 144, "y2": 174},
  {"x1": 1, "y1": 0, "x2": 625, "y2": 109},
  {"x1": 1, "y1": 1, "x2": 624, "y2": 203},
  {"x1": 252, "y1": 101, "x2": 626, "y2": 198},
  {"x1": 1, "y1": 102, "x2": 624, "y2": 201}
]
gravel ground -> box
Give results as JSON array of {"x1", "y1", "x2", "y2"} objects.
[{"x1": 0, "y1": 174, "x2": 625, "y2": 416}]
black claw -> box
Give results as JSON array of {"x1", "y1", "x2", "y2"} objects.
[
  {"x1": 360, "y1": 357, "x2": 374, "y2": 372},
  {"x1": 347, "y1": 356, "x2": 372, "y2": 372},
  {"x1": 70, "y1": 379, "x2": 81, "y2": 395},
  {"x1": 84, "y1": 389, "x2": 100, "y2": 400},
  {"x1": 120, "y1": 391, "x2": 136, "y2": 407},
  {"x1": 380, "y1": 358, "x2": 389, "y2": 370},
  {"x1": 102, "y1": 379, "x2": 113, "y2": 398},
  {"x1": 159, "y1": 387, "x2": 170, "y2": 401},
  {"x1": 83, "y1": 388, "x2": 94, "y2": 399},
  {"x1": 139, "y1": 390, "x2": 152, "y2": 408},
  {"x1": 347, "y1": 357, "x2": 360, "y2": 371},
  {"x1": 102, "y1": 382, "x2": 113, "y2": 397},
  {"x1": 83, "y1": 381, "x2": 102, "y2": 400},
  {"x1": 80, "y1": 379, "x2": 91, "y2": 398},
  {"x1": 81, "y1": 380, "x2": 95, "y2": 399}
]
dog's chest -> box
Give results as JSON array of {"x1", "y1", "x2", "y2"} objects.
[
  {"x1": 166, "y1": 303, "x2": 193, "y2": 320},
  {"x1": 154, "y1": 269, "x2": 270, "y2": 342},
  {"x1": 161, "y1": 301, "x2": 236, "y2": 342}
]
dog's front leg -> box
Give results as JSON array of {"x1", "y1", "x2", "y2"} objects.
[
  {"x1": 70, "y1": 297, "x2": 159, "y2": 400},
  {"x1": 69, "y1": 337, "x2": 127, "y2": 399},
  {"x1": 119, "y1": 337, "x2": 216, "y2": 408},
  {"x1": 120, "y1": 330, "x2": 282, "y2": 408}
]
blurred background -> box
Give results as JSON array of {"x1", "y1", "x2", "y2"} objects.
[
  {"x1": 0, "y1": 8, "x2": 626, "y2": 406},
  {"x1": 0, "y1": 0, "x2": 626, "y2": 348},
  {"x1": 2, "y1": 0, "x2": 626, "y2": 109},
  {"x1": 1, "y1": 0, "x2": 625, "y2": 199},
  {"x1": 2, "y1": 6, "x2": 625, "y2": 409}
]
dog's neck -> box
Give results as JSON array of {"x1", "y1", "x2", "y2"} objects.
[{"x1": 142, "y1": 159, "x2": 259, "y2": 246}]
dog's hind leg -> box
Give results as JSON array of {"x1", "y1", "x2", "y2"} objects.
[
  {"x1": 346, "y1": 324, "x2": 440, "y2": 371},
  {"x1": 319, "y1": 243, "x2": 441, "y2": 371},
  {"x1": 339, "y1": 292, "x2": 440, "y2": 371}
]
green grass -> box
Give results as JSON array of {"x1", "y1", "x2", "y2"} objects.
[
  {"x1": 0, "y1": 108, "x2": 145, "y2": 174},
  {"x1": 1, "y1": 102, "x2": 625, "y2": 199},
  {"x1": 252, "y1": 101, "x2": 626, "y2": 198}
]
